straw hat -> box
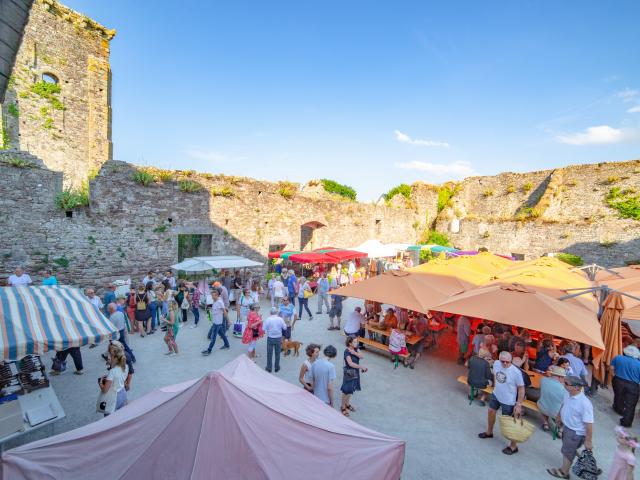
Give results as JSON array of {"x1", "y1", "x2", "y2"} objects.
[{"x1": 548, "y1": 365, "x2": 566, "y2": 377}]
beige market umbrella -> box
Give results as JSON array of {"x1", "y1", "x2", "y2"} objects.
[
  {"x1": 594, "y1": 292, "x2": 625, "y2": 383},
  {"x1": 435, "y1": 283, "x2": 605, "y2": 354},
  {"x1": 333, "y1": 270, "x2": 471, "y2": 314}
]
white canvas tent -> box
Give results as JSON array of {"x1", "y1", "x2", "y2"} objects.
[
  {"x1": 351, "y1": 239, "x2": 398, "y2": 258},
  {"x1": 171, "y1": 255, "x2": 263, "y2": 273}
]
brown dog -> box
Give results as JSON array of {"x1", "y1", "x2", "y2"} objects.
[{"x1": 281, "y1": 339, "x2": 303, "y2": 357}]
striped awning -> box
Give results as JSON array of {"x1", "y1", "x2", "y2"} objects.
[{"x1": 0, "y1": 286, "x2": 118, "y2": 360}]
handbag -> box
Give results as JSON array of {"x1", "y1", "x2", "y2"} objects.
[
  {"x1": 498, "y1": 415, "x2": 536, "y2": 443},
  {"x1": 233, "y1": 319, "x2": 244, "y2": 337},
  {"x1": 572, "y1": 449, "x2": 599, "y2": 480},
  {"x1": 303, "y1": 288, "x2": 313, "y2": 299},
  {"x1": 343, "y1": 367, "x2": 359, "y2": 381},
  {"x1": 96, "y1": 385, "x2": 117, "y2": 414},
  {"x1": 180, "y1": 298, "x2": 189, "y2": 310}
]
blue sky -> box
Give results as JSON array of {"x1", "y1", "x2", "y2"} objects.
[{"x1": 64, "y1": 0, "x2": 640, "y2": 201}]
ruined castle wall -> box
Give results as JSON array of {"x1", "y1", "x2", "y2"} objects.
[
  {"x1": 0, "y1": 159, "x2": 417, "y2": 288},
  {"x1": 0, "y1": 0, "x2": 113, "y2": 187}
]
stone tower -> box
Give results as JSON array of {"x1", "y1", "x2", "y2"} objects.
[{"x1": 0, "y1": 0, "x2": 114, "y2": 187}]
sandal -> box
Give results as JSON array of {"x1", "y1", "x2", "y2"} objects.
[
  {"x1": 542, "y1": 424, "x2": 551, "y2": 432},
  {"x1": 546, "y1": 468, "x2": 569, "y2": 479},
  {"x1": 341, "y1": 408, "x2": 350, "y2": 417},
  {"x1": 502, "y1": 446, "x2": 519, "y2": 455},
  {"x1": 347, "y1": 404, "x2": 356, "y2": 412},
  {"x1": 478, "y1": 432, "x2": 493, "y2": 439}
]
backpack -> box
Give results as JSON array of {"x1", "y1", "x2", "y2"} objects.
[{"x1": 136, "y1": 293, "x2": 147, "y2": 311}]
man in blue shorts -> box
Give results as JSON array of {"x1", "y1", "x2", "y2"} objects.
[{"x1": 478, "y1": 351, "x2": 525, "y2": 456}]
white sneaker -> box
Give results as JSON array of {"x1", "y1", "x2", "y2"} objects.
[
  {"x1": 167, "y1": 352, "x2": 176, "y2": 357},
  {"x1": 189, "y1": 325, "x2": 198, "y2": 329}
]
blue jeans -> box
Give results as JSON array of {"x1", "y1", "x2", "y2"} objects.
[
  {"x1": 118, "y1": 329, "x2": 136, "y2": 362},
  {"x1": 207, "y1": 323, "x2": 229, "y2": 351},
  {"x1": 288, "y1": 292, "x2": 296, "y2": 306},
  {"x1": 266, "y1": 336, "x2": 282, "y2": 371},
  {"x1": 192, "y1": 306, "x2": 200, "y2": 325},
  {"x1": 149, "y1": 302, "x2": 158, "y2": 330},
  {"x1": 298, "y1": 297, "x2": 312, "y2": 319}
]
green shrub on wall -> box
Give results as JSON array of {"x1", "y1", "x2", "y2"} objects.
[
  {"x1": 55, "y1": 187, "x2": 89, "y2": 210},
  {"x1": 606, "y1": 187, "x2": 640, "y2": 220},
  {"x1": 178, "y1": 180, "x2": 202, "y2": 193},
  {"x1": 277, "y1": 181, "x2": 296, "y2": 199},
  {"x1": 419, "y1": 230, "x2": 450, "y2": 246},
  {"x1": 384, "y1": 184, "x2": 411, "y2": 201},
  {"x1": 320, "y1": 179, "x2": 356, "y2": 200},
  {"x1": 556, "y1": 253, "x2": 583, "y2": 266}
]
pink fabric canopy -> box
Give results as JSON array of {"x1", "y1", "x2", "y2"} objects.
[{"x1": 2, "y1": 356, "x2": 405, "y2": 480}]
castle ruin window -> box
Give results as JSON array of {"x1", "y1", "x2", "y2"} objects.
[{"x1": 42, "y1": 73, "x2": 59, "y2": 85}]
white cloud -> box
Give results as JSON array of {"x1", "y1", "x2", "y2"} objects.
[
  {"x1": 627, "y1": 105, "x2": 640, "y2": 114},
  {"x1": 185, "y1": 149, "x2": 247, "y2": 162},
  {"x1": 394, "y1": 130, "x2": 450, "y2": 148},
  {"x1": 617, "y1": 88, "x2": 639, "y2": 101},
  {"x1": 555, "y1": 125, "x2": 633, "y2": 145},
  {"x1": 395, "y1": 160, "x2": 475, "y2": 177}
]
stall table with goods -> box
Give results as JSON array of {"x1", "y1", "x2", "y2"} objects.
[{"x1": 0, "y1": 355, "x2": 64, "y2": 442}]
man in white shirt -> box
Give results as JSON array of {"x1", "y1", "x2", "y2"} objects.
[
  {"x1": 273, "y1": 276, "x2": 285, "y2": 306},
  {"x1": 107, "y1": 303, "x2": 135, "y2": 362},
  {"x1": 8, "y1": 266, "x2": 32, "y2": 286},
  {"x1": 547, "y1": 376, "x2": 595, "y2": 479},
  {"x1": 86, "y1": 288, "x2": 104, "y2": 310},
  {"x1": 478, "y1": 351, "x2": 525, "y2": 455},
  {"x1": 262, "y1": 307, "x2": 286, "y2": 373},
  {"x1": 164, "y1": 270, "x2": 177, "y2": 290},
  {"x1": 142, "y1": 271, "x2": 155, "y2": 287},
  {"x1": 201, "y1": 290, "x2": 230, "y2": 355},
  {"x1": 344, "y1": 306, "x2": 365, "y2": 337}
]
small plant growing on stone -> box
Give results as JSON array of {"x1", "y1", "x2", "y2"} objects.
[
  {"x1": 87, "y1": 235, "x2": 96, "y2": 245},
  {"x1": 30, "y1": 81, "x2": 65, "y2": 110},
  {"x1": 277, "y1": 181, "x2": 296, "y2": 199},
  {"x1": 153, "y1": 225, "x2": 168, "y2": 233},
  {"x1": 7, "y1": 103, "x2": 19, "y2": 117},
  {"x1": 178, "y1": 180, "x2": 202, "y2": 193},
  {"x1": 481, "y1": 231, "x2": 491, "y2": 238},
  {"x1": 53, "y1": 256, "x2": 70, "y2": 268},
  {"x1": 155, "y1": 170, "x2": 174, "y2": 182},
  {"x1": 515, "y1": 206, "x2": 542, "y2": 221},
  {"x1": 55, "y1": 188, "x2": 89, "y2": 210},
  {"x1": 606, "y1": 176, "x2": 620, "y2": 185},
  {"x1": 606, "y1": 187, "x2": 640, "y2": 220},
  {"x1": 132, "y1": 170, "x2": 154, "y2": 186},
  {"x1": 482, "y1": 189, "x2": 494, "y2": 198},
  {"x1": 6, "y1": 157, "x2": 34, "y2": 168},
  {"x1": 522, "y1": 182, "x2": 533, "y2": 193},
  {"x1": 210, "y1": 186, "x2": 235, "y2": 198},
  {"x1": 505, "y1": 185, "x2": 516, "y2": 194}
]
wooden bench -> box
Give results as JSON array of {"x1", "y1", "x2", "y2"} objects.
[
  {"x1": 457, "y1": 375, "x2": 539, "y2": 412},
  {"x1": 358, "y1": 337, "x2": 409, "y2": 359}
]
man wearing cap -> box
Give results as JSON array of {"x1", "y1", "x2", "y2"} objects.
[
  {"x1": 547, "y1": 376, "x2": 594, "y2": 479},
  {"x1": 538, "y1": 365, "x2": 567, "y2": 432},
  {"x1": 263, "y1": 307, "x2": 287, "y2": 373},
  {"x1": 478, "y1": 351, "x2": 525, "y2": 455},
  {"x1": 611, "y1": 345, "x2": 640, "y2": 427}
]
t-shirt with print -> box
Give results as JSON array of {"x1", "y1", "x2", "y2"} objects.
[
  {"x1": 279, "y1": 303, "x2": 295, "y2": 327},
  {"x1": 492, "y1": 360, "x2": 524, "y2": 406},
  {"x1": 211, "y1": 299, "x2": 226, "y2": 325}
]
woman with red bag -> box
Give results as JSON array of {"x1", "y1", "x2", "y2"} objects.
[{"x1": 242, "y1": 304, "x2": 264, "y2": 360}]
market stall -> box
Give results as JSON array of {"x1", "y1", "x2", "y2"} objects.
[{"x1": 0, "y1": 286, "x2": 118, "y2": 442}]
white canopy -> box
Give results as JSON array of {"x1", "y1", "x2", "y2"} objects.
[
  {"x1": 171, "y1": 256, "x2": 263, "y2": 272},
  {"x1": 385, "y1": 243, "x2": 413, "y2": 252},
  {"x1": 351, "y1": 240, "x2": 397, "y2": 258}
]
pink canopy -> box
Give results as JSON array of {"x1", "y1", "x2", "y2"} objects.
[{"x1": 2, "y1": 356, "x2": 405, "y2": 480}]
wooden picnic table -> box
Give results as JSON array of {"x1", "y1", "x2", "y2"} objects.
[
  {"x1": 364, "y1": 323, "x2": 422, "y2": 345},
  {"x1": 524, "y1": 369, "x2": 542, "y2": 389}
]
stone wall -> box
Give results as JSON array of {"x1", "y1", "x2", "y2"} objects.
[
  {"x1": 424, "y1": 160, "x2": 640, "y2": 264},
  {"x1": 0, "y1": 0, "x2": 113, "y2": 188},
  {"x1": 0, "y1": 158, "x2": 418, "y2": 288}
]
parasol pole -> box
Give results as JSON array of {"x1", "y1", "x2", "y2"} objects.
[{"x1": 571, "y1": 263, "x2": 622, "y2": 282}]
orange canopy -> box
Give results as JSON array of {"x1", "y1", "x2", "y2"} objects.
[
  {"x1": 594, "y1": 292, "x2": 624, "y2": 383},
  {"x1": 603, "y1": 277, "x2": 640, "y2": 321},
  {"x1": 434, "y1": 283, "x2": 605, "y2": 352},
  {"x1": 594, "y1": 265, "x2": 640, "y2": 282},
  {"x1": 332, "y1": 270, "x2": 471, "y2": 314}
]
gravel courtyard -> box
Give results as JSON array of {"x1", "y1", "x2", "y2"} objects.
[{"x1": 6, "y1": 297, "x2": 632, "y2": 479}]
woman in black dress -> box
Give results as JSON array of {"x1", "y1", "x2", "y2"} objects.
[
  {"x1": 134, "y1": 285, "x2": 152, "y2": 337},
  {"x1": 340, "y1": 335, "x2": 367, "y2": 416}
]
